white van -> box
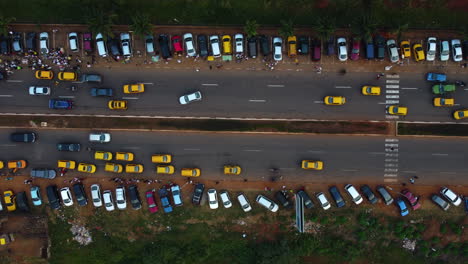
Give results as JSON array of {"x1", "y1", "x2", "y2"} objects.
[
  {"x1": 96, "y1": 33, "x2": 108, "y2": 57},
  {"x1": 68, "y1": 32, "x2": 79, "y2": 52},
  {"x1": 237, "y1": 193, "x2": 252, "y2": 212},
  {"x1": 256, "y1": 194, "x2": 279, "y2": 212},
  {"x1": 344, "y1": 184, "x2": 363, "y2": 205},
  {"x1": 209, "y1": 35, "x2": 221, "y2": 58}
]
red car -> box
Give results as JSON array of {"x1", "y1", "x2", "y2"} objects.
[
  {"x1": 83, "y1": 32, "x2": 93, "y2": 52},
  {"x1": 145, "y1": 190, "x2": 158, "y2": 213},
  {"x1": 350, "y1": 38, "x2": 360, "y2": 60},
  {"x1": 402, "y1": 189, "x2": 421, "y2": 210},
  {"x1": 171, "y1": 35, "x2": 183, "y2": 54}
]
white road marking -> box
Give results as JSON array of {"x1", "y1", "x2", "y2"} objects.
[
  {"x1": 243, "y1": 149, "x2": 262, "y2": 152},
  {"x1": 335, "y1": 86, "x2": 352, "y2": 89},
  {"x1": 386, "y1": 95, "x2": 400, "y2": 99},
  {"x1": 384, "y1": 168, "x2": 398, "y2": 172},
  {"x1": 267, "y1": 84, "x2": 285, "y2": 87},
  {"x1": 385, "y1": 115, "x2": 400, "y2": 119},
  {"x1": 385, "y1": 163, "x2": 398, "y2": 167},
  {"x1": 72, "y1": 81, "x2": 83, "y2": 84},
  {"x1": 385, "y1": 139, "x2": 399, "y2": 142},
  {"x1": 385, "y1": 153, "x2": 399, "y2": 157},
  {"x1": 0, "y1": 95, "x2": 13, "y2": 97},
  {"x1": 58, "y1": 96, "x2": 75, "y2": 98},
  {"x1": 432, "y1": 153, "x2": 448, "y2": 156},
  {"x1": 384, "y1": 178, "x2": 398, "y2": 182},
  {"x1": 314, "y1": 100, "x2": 324, "y2": 103},
  {"x1": 384, "y1": 174, "x2": 398, "y2": 177},
  {"x1": 369, "y1": 152, "x2": 385, "y2": 155},
  {"x1": 124, "y1": 147, "x2": 141, "y2": 149},
  {"x1": 308, "y1": 150, "x2": 325, "y2": 153},
  {"x1": 183, "y1": 148, "x2": 200, "y2": 151},
  {"x1": 122, "y1": 97, "x2": 139, "y2": 100},
  {"x1": 385, "y1": 100, "x2": 400, "y2": 104},
  {"x1": 386, "y1": 85, "x2": 399, "y2": 89},
  {"x1": 0, "y1": 144, "x2": 16, "y2": 147},
  {"x1": 386, "y1": 90, "x2": 400, "y2": 94},
  {"x1": 401, "y1": 87, "x2": 419, "y2": 90},
  {"x1": 385, "y1": 159, "x2": 399, "y2": 162},
  {"x1": 249, "y1": 99, "x2": 266, "y2": 102},
  {"x1": 440, "y1": 171, "x2": 456, "y2": 174},
  {"x1": 385, "y1": 143, "x2": 399, "y2": 147},
  {"x1": 6, "y1": 80, "x2": 23, "y2": 83},
  {"x1": 386, "y1": 74, "x2": 400, "y2": 78},
  {"x1": 385, "y1": 148, "x2": 399, "y2": 152},
  {"x1": 464, "y1": 88, "x2": 468, "y2": 91},
  {"x1": 341, "y1": 169, "x2": 357, "y2": 172},
  {"x1": 386, "y1": 80, "x2": 400, "y2": 83},
  {"x1": 401, "y1": 171, "x2": 417, "y2": 173},
  {"x1": 141, "y1": 82, "x2": 154, "y2": 85},
  {"x1": 202, "y1": 83, "x2": 219, "y2": 86}
]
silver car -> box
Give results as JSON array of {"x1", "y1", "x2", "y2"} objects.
[
  {"x1": 209, "y1": 35, "x2": 221, "y2": 58},
  {"x1": 116, "y1": 186, "x2": 127, "y2": 210},
  {"x1": 386, "y1": 39, "x2": 399, "y2": 63},
  {"x1": 29, "y1": 86, "x2": 50, "y2": 95},
  {"x1": 91, "y1": 184, "x2": 103, "y2": 207},
  {"x1": 179, "y1": 91, "x2": 202, "y2": 105},
  {"x1": 120, "y1": 33, "x2": 132, "y2": 57},
  {"x1": 39, "y1": 32, "x2": 49, "y2": 55},
  {"x1": 273, "y1": 37, "x2": 282, "y2": 61},
  {"x1": 426, "y1": 37, "x2": 437, "y2": 61},
  {"x1": 60, "y1": 187, "x2": 74, "y2": 207},
  {"x1": 103, "y1": 190, "x2": 115, "y2": 211},
  {"x1": 234, "y1": 33, "x2": 244, "y2": 54},
  {"x1": 68, "y1": 32, "x2": 79, "y2": 52},
  {"x1": 337, "y1": 37, "x2": 347, "y2": 61},
  {"x1": 183, "y1": 33, "x2": 196, "y2": 57}
]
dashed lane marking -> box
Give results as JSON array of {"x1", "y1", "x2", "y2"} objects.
[
  {"x1": 386, "y1": 85, "x2": 400, "y2": 89},
  {"x1": 267, "y1": 84, "x2": 285, "y2": 87},
  {"x1": 183, "y1": 148, "x2": 200, "y2": 151},
  {"x1": 249, "y1": 99, "x2": 266, "y2": 102},
  {"x1": 314, "y1": 101, "x2": 324, "y2": 103},
  {"x1": 0, "y1": 144, "x2": 16, "y2": 147},
  {"x1": 386, "y1": 90, "x2": 400, "y2": 94},
  {"x1": 122, "y1": 97, "x2": 139, "y2": 100},
  {"x1": 386, "y1": 74, "x2": 400, "y2": 78},
  {"x1": 385, "y1": 139, "x2": 399, "y2": 142},
  {"x1": 384, "y1": 174, "x2": 398, "y2": 177},
  {"x1": 341, "y1": 169, "x2": 358, "y2": 172},
  {"x1": 0, "y1": 95, "x2": 13, "y2": 97},
  {"x1": 58, "y1": 96, "x2": 75, "y2": 98},
  {"x1": 243, "y1": 149, "x2": 262, "y2": 152},
  {"x1": 6, "y1": 80, "x2": 23, "y2": 83},
  {"x1": 432, "y1": 153, "x2": 449, "y2": 156},
  {"x1": 386, "y1": 95, "x2": 400, "y2": 99},
  {"x1": 335, "y1": 86, "x2": 352, "y2": 88},
  {"x1": 141, "y1": 82, "x2": 154, "y2": 85},
  {"x1": 369, "y1": 152, "x2": 385, "y2": 155},
  {"x1": 401, "y1": 87, "x2": 419, "y2": 90},
  {"x1": 385, "y1": 100, "x2": 400, "y2": 104},
  {"x1": 202, "y1": 83, "x2": 219, "y2": 86},
  {"x1": 386, "y1": 80, "x2": 400, "y2": 83}
]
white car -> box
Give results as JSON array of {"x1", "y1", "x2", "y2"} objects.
[
  {"x1": 115, "y1": 186, "x2": 126, "y2": 210},
  {"x1": 207, "y1": 189, "x2": 219, "y2": 209},
  {"x1": 0, "y1": 195, "x2": 3, "y2": 211},
  {"x1": 120, "y1": 33, "x2": 132, "y2": 57},
  {"x1": 209, "y1": 35, "x2": 221, "y2": 58},
  {"x1": 96, "y1": 33, "x2": 108, "y2": 57},
  {"x1": 29, "y1": 86, "x2": 50, "y2": 95},
  {"x1": 145, "y1": 35, "x2": 154, "y2": 54},
  {"x1": 337, "y1": 37, "x2": 347, "y2": 61},
  {"x1": 219, "y1": 190, "x2": 232, "y2": 208},
  {"x1": 60, "y1": 187, "x2": 74, "y2": 207},
  {"x1": 315, "y1": 192, "x2": 331, "y2": 210},
  {"x1": 386, "y1": 39, "x2": 399, "y2": 63},
  {"x1": 426, "y1": 37, "x2": 437, "y2": 61},
  {"x1": 183, "y1": 33, "x2": 196, "y2": 57},
  {"x1": 344, "y1": 184, "x2": 363, "y2": 205},
  {"x1": 451, "y1": 39, "x2": 463, "y2": 62},
  {"x1": 273, "y1": 37, "x2": 282, "y2": 61},
  {"x1": 440, "y1": 187, "x2": 461, "y2": 206},
  {"x1": 237, "y1": 193, "x2": 252, "y2": 212},
  {"x1": 256, "y1": 194, "x2": 279, "y2": 212},
  {"x1": 39, "y1": 32, "x2": 49, "y2": 55},
  {"x1": 440, "y1": 40, "x2": 450, "y2": 61},
  {"x1": 68, "y1": 32, "x2": 79, "y2": 52},
  {"x1": 89, "y1": 132, "x2": 111, "y2": 143},
  {"x1": 103, "y1": 190, "x2": 115, "y2": 211},
  {"x1": 90, "y1": 184, "x2": 103, "y2": 207},
  {"x1": 234, "y1": 33, "x2": 244, "y2": 54},
  {"x1": 179, "y1": 91, "x2": 202, "y2": 105}
]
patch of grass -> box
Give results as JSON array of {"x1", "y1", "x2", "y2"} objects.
[{"x1": 398, "y1": 123, "x2": 468, "y2": 137}]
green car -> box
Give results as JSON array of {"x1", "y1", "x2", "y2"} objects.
[{"x1": 432, "y1": 84, "x2": 456, "y2": 94}]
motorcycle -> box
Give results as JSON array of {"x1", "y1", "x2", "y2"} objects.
[{"x1": 455, "y1": 81, "x2": 466, "y2": 87}]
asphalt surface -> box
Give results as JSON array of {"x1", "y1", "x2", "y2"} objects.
[
  {"x1": 1, "y1": 128, "x2": 466, "y2": 185},
  {"x1": 0, "y1": 69, "x2": 467, "y2": 122}
]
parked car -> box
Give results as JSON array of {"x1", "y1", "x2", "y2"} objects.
[
  {"x1": 297, "y1": 36, "x2": 309, "y2": 55},
  {"x1": 39, "y1": 32, "x2": 49, "y2": 55},
  {"x1": 258, "y1": 35, "x2": 270, "y2": 56},
  {"x1": 158, "y1": 34, "x2": 171, "y2": 59},
  {"x1": 337, "y1": 37, "x2": 347, "y2": 61},
  {"x1": 207, "y1": 189, "x2": 219, "y2": 209},
  {"x1": 91, "y1": 87, "x2": 113, "y2": 97},
  {"x1": 311, "y1": 39, "x2": 321, "y2": 61},
  {"x1": 29, "y1": 86, "x2": 50, "y2": 95},
  {"x1": 413, "y1": 43, "x2": 425, "y2": 61},
  {"x1": 192, "y1": 183, "x2": 204, "y2": 205},
  {"x1": 26, "y1": 32, "x2": 37, "y2": 52},
  {"x1": 68, "y1": 32, "x2": 79, "y2": 52},
  {"x1": 115, "y1": 186, "x2": 127, "y2": 210},
  {"x1": 171, "y1": 185, "x2": 183, "y2": 207},
  {"x1": 183, "y1": 33, "x2": 196, "y2": 57},
  {"x1": 275, "y1": 191, "x2": 292, "y2": 209},
  {"x1": 375, "y1": 35, "x2": 385, "y2": 60},
  {"x1": 145, "y1": 35, "x2": 154, "y2": 54},
  {"x1": 81, "y1": 73, "x2": 102, "y2": 83},
  {"x1": 0, "y1": 35, "x2": 10, "y2": 55},
  {"x1": 247, "y1": 36, "x2": 257, "y2": 58},
  {"x1": 237, "y1": 193, "x2": 252, "y2": 212},
  {"x1": 222, "y1": 35, "x2": 232, "y2": 55},
  {"x1": 73, "y1": 183, "x2": 87, "y2": 206},
  {"x1": 315, "y1": 192, "x2": 331, "y2": 210},
  {"x1": 11, "y1": 132, "x2": 36, "y2": 143},
  {"x1": 46, "y1": 185, "x2": 61, "y2": 209},
  {"x1": 158, "y1": 188, "x2": 173, "y2": 213},
  {"x1": 107, "y1": 38, "x2": 121, "y2": 57},
  {"x1": 350, "y1": 38, "x2": 360, "y2": 60},
  {"x1": 426, "y1": 37, "x2": 437, "y2": 61},
  {"x1": 234, "y1": 33, "x2": 244, "y2": 54},
  {"x1": 297, "y1": 190, "x2": 314, "y2": 209},
  {"x1": 401, "y1": 189, "x2": 421, "y2": 210},
  {"x1": 464, "y1": 196, "x2": 468, "y2": 215},
  {"x1": 171, "y1": 35, "x2": 183, "y2": 54},
  {"x1": 56, "y1": 143, "x2": 80, "y2": 152},
  {"x1": 145, "y1": 190, "x2": 158, "y2": 213},
  {"x1": 344, "y1": 184, "x2": 363, "y2": 205},
  {"x1": 128, "y1": 185, "x2": 142, "y2": 210},
  {"x1": 432, "y1": 83, "x2": 456, "y2": 94},
  {"x1": 209, "y1": 35, "x2": 221, "y2": 57},
  {"x1": 451, "y1": 39, "x2": 463, "y2": 62},
  {"x1": 431, "y1": 194, "x2": 450, "y2": 211},
  {"x1": 326, "y1": 36, "x2": 335, "y2": 56},
  {"x1": 440, "y1": 40, "x2": 450, "y2": 61},
  {"x1": 386, "y1": 39, "x2": 399, "y2": 63},
  {"x1": 179, "y1": 91, "x2": 202, "y2": 105},
  {"x1": 219, "y1": 190, "x2": 232, "y2": 208},
  {"x1": 329, "y1": 186, "x2": 345, "y2": 208},
  {"x1": 426, "y1": 72, "x2": 447, "y2": 82},
  {"x1": 83, "y1": 32, "x2": 93, "y2": 53},
  {"x1": 89, "y1": 132, "x2": 111, "y2": 143},
  {"x1": 197, "y1": 34, "x2": 209, "y2": 57},
  {"x1": 287, "y1": 36, "x2": 297, "y2": 57},
  {"x1": 49, "y1": 99, "x2": 73, "y2": 110},
  {"x1": 30, "y1": 186, "x2": 42, "y2": 206},
  {"x1": 462, "y1": 40, "x2": 468, "y2": 60},
  {"x1": 376, "y1": 185, "x2": 394, "y2": 205},
  {"x1": 365, "y1": 38, "x2": 374, "y2": 59},
  {"x1": 17, "y1": 192, "x2": 30, "y2": 212},
  {"x1": 272, "y1": 37, "x2": 283, "y2": 61},
  {"x1": 395, "y1": 198, "x2": 409, "y2": 216},
  {"x1": 440, "y1": 187, "x2": 461, "y2": 206},
  {"x1": 360, "y1": 185, "x2": 378, "y2": 204},
  {"x1": 60, "y1": 187, "x2": 74, "y2": 207},
  {"x1": 12, "y1": 32, "x2": 23, "y2": 53},
  {"x1": 3, "y1": 190, "x2": 16, "y2": 211},
  {"x1": 90, "y1": 184, "x2": 102, "y2": 207},
  {"x1": 31, "y1": 168, "x2": 56, "y2": 179},
  {"x1": 256, "y1": 194, "x2": 279, "y2": 212},
  {"x1": 400, "y1": 40, "x2": 410, "y2": 58},
  {"x1": 103, "y1": 190, "x2": 115, "y2": 211}
]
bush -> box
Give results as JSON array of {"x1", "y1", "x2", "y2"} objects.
[
  {"x1": 430, "y1": 236, "x2": 441, "y2": 244},
  {"x1": 440, "y1": 223, "x2": 448, "y2": 234}
]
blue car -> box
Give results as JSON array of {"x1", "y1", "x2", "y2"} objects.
[
  {"x1": 49, "y1": 99, "x2": 73, "y2": 109},
  {"x1": 158, "y1": 188, "x2": 173, "y2": 213},
  {"x1": 171, "y1": 185, "x2": 183, "y2": 206},
  {"x1": 426, "y1": 73, "x2": 447, "y2": 82},
  {"x1": 396, "y1": 198, "x2": 409, "y2": 216},
  {"x1": 464, "y1": 197, "x2": 468, "y2": 215},
  {"x1": 329, "y1": 186, "x2": 345, "y2": 208},
  {"x1": 30, "y1": 186, "x2": 42, "y2": 206}
]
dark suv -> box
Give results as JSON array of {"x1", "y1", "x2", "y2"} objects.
[
  {"x1": 26, "y1": 32, "x2": 37, "y2": 52},
  {"x1": 275, "y1": 191, "x2": 292, "y2": 209},
  {"x1": 192, "y1": 183, "x2": 205, "y2": 205},
  {"x1": 297, "y1": 36, "x2": 309, "y2": 55},
  {"x1": 158, "y1": 34, "x2": 172, "y2": 59},
  {"x1": 258, "y1": 35, "x2": 271, "y2": 56},
  {"x1": 73, "y1": 183, "x2": 88, "y2": 206},
  {"x1": 17, "y1": 192, "x2": 30, "y2": 212},
  {"x1": 375, "y1": 35, "x2": 385, "y2": 60},
  {"x1": 376, "y1": 185, "x2": 393, "y2": 205},
  {"x1": 46, "y1": 185, "x2": 61, "y2": 210},
  {"x1": 297, "y1": 190, "x2": 314, "y2": 209},
  {"x1": 329, "y1": 186, "x2": 345, "y2": 208},
  {"x1": 247, "y1": 37, "x2": 258, "y2": 58},
  {"x1": 128, "y1": 185, "x2": 142, "y2": 210},
  {"x1": 360, "y1": 185, "x2": 378, "y2": 204},
  {"x1": 56, "y1": 143, "x2": 81, "y2": 152},
  {"x1": 197, "y1": 35, "x2": 208, "y2": 57},
  {"x1": 10, "y1": 132, "x2": 36, "y2": 143}
]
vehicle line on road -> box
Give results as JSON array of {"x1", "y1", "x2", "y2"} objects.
[
  {"x1": 122, "y1": 97, "x2": 139, "y2": 100},
  {"x1": 141, "y1": 82, "x2": 154, "y2": 85},
  {"x1": 183, "y1": 148, "x2": 200, "y2": 151},
  {"x1": 341, "y1": 169, "x2": 357, "y2": 172},
  {"x1": 314, "y1": 101, "x2": 324, "y2": 104},
  {"x1": 431, "y1": 153, "x2": 449, "y2": 156},
  {"x1": 6, "y1": 80, "x2": 23, "y2": 83},
  {"x1": 0, "y1": 95, "x2": 13, "y2": 97},
  {"x1": 401, "y1": 87, "x2": 419, "y2": 90},
  {"x1": 243, "y1": 149, "x2": 262, "y2": 152},
  {"x1": 369, "y1": 152, "x2": 385, "y2": 155},
  {"x1": 307, "y1": 150, "x2": 325, "y2": 153},
  {"x1": 335, "y1": 86, "x2": 352, "y2": 89},
  {"x1": 249, "y1": 99, "x2": 266, "y2": 102},
  {"x1": 0, "y1": 144, "x2": 16, "y2": 147},
  {"x1": 58, "y1": 96, "x2": 75, "y2": 98},
  {"x1": 267, "y1": 84, "x2": 285, "y2": 87},
  {"x1": 201, "y1": 83, "x2": 219, "y2": 86}
]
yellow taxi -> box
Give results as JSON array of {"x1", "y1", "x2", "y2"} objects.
[
  {"x1": 7, "y1": 160, "x2": 27, "y2": 170},
  {"x1": 108, "y1": 100, "x2": 128, "y2": 110},
  {"x1": 453, "y1": 109, "x2": 468, "y2": 120},
  {"x1": 123, "y1": 83, "x2": 145, "y2": 94},
  {"x1": 224, "y1": 165, "x2": 242, "y2": 175},
  {"x1": 116, "y1": 152, "x2": 134, "y2": 161},
  {"x1": 301, "y1": 160, "x2": 324, "y2": 170},
  {"x1": 94, "y1": 151, "x2": 113, "y2": 161},
  {"x1": 78, "y1": 163, "x2": 97, "y2": 173},
  {"x1": 35, "y1": 70, "x2": 53, "y2": 80},
  {"x1": 400, "y1": 40, "x2": 411, "y2": 58},
  {"x1": 3, "y1": 190, "x2": 16, "y2": 212},
  {"x1": 152, "y1": 154, "x2": 172, "y2": 163},
  {"x1": 181, "y1": 168, "x2": 201, "y2": 177},
  {"x1": 433, "y1": 98, "x2": 454, "y2": 107},
  {"x1": 387, "y1": 105, "x2": 408, "y2": 116},
  {"x1": 156, "y1": 165, "x2": 175, "y2": 175},
  {"x1": 126, "y1": 164, "x2": 144, "y2": 173},
  {"x1": 58, "y1": 72, "x2": 78, "y2": 81},
  {"x1": 413, "y1": 44, "x2": 425, "y2": 62},
  {"x1": 105, "y1": 163, "x2": 123, "y2": 173},
  {"x1": 324, "y1": 96, "x2": 346, "y2": 105},
  {"x1": 222, "y1": 35, "x2": 232, "y2": 54},
  {"x1": 0, "y1": 161, "x2": 3, "y2": 169},
  {"x1": 287, "y1": 36, "x2": 297, "y2": 57},
  {"x1": 361, "y1": 86, "x2": 381, "y2": 96},
  {"x1": 57, "y1": 160, "x2": 76, "y2": 169}
]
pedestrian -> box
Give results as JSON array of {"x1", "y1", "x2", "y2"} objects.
[
  {"x1": 215, "y1": 181, "x2": 219, "y2": 185},
  {"x1": 243, "y1": 179, "x2": 248, "y2": 182},
  {"x1": 282, "y1": 185, "x2": 286, "y2": 189},
  {"x1": 209, "y1": 65, "x2": 212, "y2": 70},
  {"x1": 410, "y1": 178, "x2": 415, "y2": 184},
  {"x1": 414, "y1": 176, "x2": 419, "y2": 179}
]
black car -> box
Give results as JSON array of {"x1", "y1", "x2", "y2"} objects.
[
  {"x1": 258, "y1": 35, "x2": 271, "y2": 56},
  {"x1": 297, "y1": 190, "x2": 314, "y2": 209},
  {"x1": 375, "y1": 35, "x2": 385, "y2": 60},
  {"x1": 10, "y1": 132, "x2": 36, "y2": 143},
  {"x1": 326, "y1": 36, "x2": 335, "y2": 56},
  {"x1": 158, "y1": 34, "x2": 172, "y2": 59},
  {"x1": 107, "y1": 38, "x2": 121, "y2": 57},
  {"x1": 26, "y1": 32, "x2": 37, "y2": 52},
  {"x1": 191, "y1": 183, "x2": 205, "y2": 205},
  {"x1": 90, "y1": 88, "x2": 113, "y2": 97},
  {"x1": 128, "y1": 185, "x2": 142, "y2": 210},
  {"x1": 73, "y1": 183, "x2": 88, "y2": 206},
  {"x1": 431, "y1": 194, "x2": 450, "y2": 211},
  {"x1": 247, "y1": 36, "x2": 258, "y2": 58},
  {"x1": 297, "y1": 36, "x2": 309, "y2": 55},
  {"x1": 311, "y1": 39, "x2": 321, "y2": 61},
  {"x1": 462, "y1": 40, "x2": 468, "y2": 61},
  {"x1": 0, "y1": 35, "x2": 10, "y2": 55},
  {"x1": 329, "y1": 186, "x2": 345, "y2": 208},
  {"x1": 360, "y1": 185, "x2": 378, "y2": 204},
  {"x1": 197, "y1": 34, "x2": 208, "y2": 57},
  {"x1": 17, "y1": 191, "x2": 30, "y2": 212},
  {"x1": 11, "y1": 32, "x2": 23, "y2": 53},
  {"x1": 46, "y1": 185, "x2": 61, "y2": 210},
  {"x1": 56, "y1": 143, "x2": 81, "y2": 152},
  {"x1": 275, "y1": 191, "x2": 292, "y2": 209},
  {"x1": 376, "y1": 185, "x2": 394, "y2": 205}
]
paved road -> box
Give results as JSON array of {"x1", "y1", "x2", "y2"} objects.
[
  {"x1": 0, "y1": 69, "x2": 467, "y2": 122},
  {"x1": 1, "y1": 128, "x2": 466, "y2": 185}
]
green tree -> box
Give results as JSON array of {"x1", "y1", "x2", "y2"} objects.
[
  {"x1": 130, "y1": 13, "x2": 153, "y2": 39},
  {"x1": 85, "y1": 7, "x2": 117, "y2": 40},
  {"x1": 278, "y1": 19, "x2": 294, "y2": 39},
  {"x1": 244, "y1": 20, "x2": 259, "y2": 38},
  {"x1": 313, "y1": 15, "x2": 336, "y2": 41},
  {"x1": 0, "y1": 15, "x2": 15, "y2": 36}
]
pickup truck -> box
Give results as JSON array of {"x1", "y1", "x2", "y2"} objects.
[
  {"x1": 432, "y1": 84, "x2": 456, "y2": 94},
  {"x1": 158, "y1": 188, "x2": 173, "y2": 213},
  {"x1": 49, "y1": 99, "x2": 73, "y2": 109},
  {"x1": 426, "y1": 73, "x2": 447, "y2": 82}
]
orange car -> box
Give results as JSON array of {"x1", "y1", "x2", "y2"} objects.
[{"x1": 8, "y1": 160, "x2": 27, "y2": 172}]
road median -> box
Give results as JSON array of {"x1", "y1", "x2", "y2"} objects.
[{"x1": 398, "y1": 122, "x2": 468, "y2": 137}]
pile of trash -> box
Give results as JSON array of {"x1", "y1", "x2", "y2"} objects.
[
  {"x1": 402, "y1": 238, "x2": 416, "y2": 251},
  {"x1": 70, "y1": 223, "x2": 92, "y2": 246}
]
